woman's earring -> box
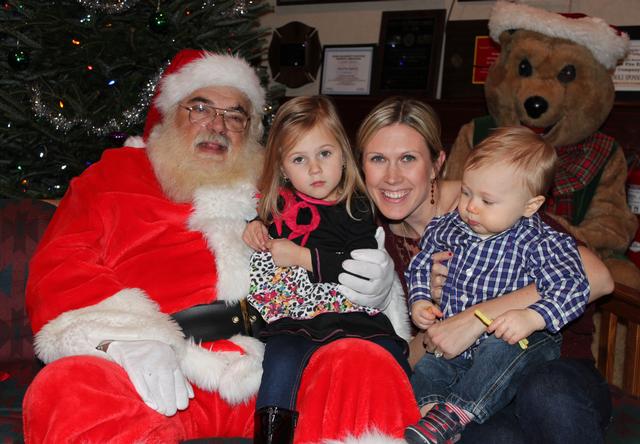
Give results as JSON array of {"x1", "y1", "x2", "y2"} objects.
[{"x1": 430, "y1": 177, "x2": 436, "y2": 205}]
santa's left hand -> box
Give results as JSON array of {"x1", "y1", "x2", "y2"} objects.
[
  {"x1": 338, "y1": 227, "x2": 394, "y2": 310},
  {"x1": 106, "y1": 339, "x2": 194, "y2": 416}
]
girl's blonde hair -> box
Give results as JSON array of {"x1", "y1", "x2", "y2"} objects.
[
  {"x1": 464, "y1": 126, "x2": 557, "y2": 196},
  {"x1": 355, "y1": 96, "x2": 444, "y2": 170},
  {"x1": 258, "y1": 95, "x2": 367, "y2": 222}
]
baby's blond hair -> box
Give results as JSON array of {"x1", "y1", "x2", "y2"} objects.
[{"x1": 464, "y1": 127, "x2": 557, "y2": 197}]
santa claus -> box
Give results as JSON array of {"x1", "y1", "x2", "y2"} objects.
[{"x1": 22, "y1": 49, "x2": 418, "y2": 443}]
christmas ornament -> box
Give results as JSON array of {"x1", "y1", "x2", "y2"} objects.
[
  {"x1": 33, "y1": 144, "x2": 48, "y2": 161},
  {"x1": 233, "y1": 0, "x2": 247, "y2": 16},
  {"x1": 149, "y1": 11, "x2": 169, "y2": 33},
  {"x1": 8, "y1": 49, "x2": 29, "y2": 71}
]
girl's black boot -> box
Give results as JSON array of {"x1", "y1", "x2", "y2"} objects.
[{"x1": 253, "y1": 406, "x2": 298, "y2": 444}]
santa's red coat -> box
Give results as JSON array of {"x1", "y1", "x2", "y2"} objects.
[{"x1": 23, "y1": 147, "x2": 419, "y2": 443}]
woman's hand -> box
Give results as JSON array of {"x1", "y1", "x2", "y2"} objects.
[
  {"x1": 242, "y1": 220, "x2": 269, "y2": 251},
  {"x1": 422, "y1": 308, "x2": 486, "y2": 359},
  {"x1": 430, "y1": 251, "x2": 452, "y2": 304}
]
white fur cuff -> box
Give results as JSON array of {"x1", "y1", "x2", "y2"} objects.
[
  {"x1": 180, "y1": 334, "x2": 264, "y2": 404},
  {"x1": 34, "y1": 289, "x2": 185, "y2": 364}
]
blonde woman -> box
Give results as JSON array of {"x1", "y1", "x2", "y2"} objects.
[{"x1": 347, "y1": 96, "x2": 613, "y2": 444}]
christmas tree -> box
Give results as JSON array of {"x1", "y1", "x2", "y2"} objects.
[{"x1": 0, "y1": 0, "x2": 276, "y2": 198}]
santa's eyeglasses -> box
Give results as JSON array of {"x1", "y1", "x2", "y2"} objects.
[{"x1": 180, "y1": 103, "x2": 250, "y2": 132}]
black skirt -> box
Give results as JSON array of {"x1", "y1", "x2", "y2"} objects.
[{"x1": 259, "y1": 311, "x2": 408, "y2": 355}]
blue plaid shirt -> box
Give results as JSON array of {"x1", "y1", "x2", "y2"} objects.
[{"x1": 406, "y1": 211, "x2": 589, "y2": 356}]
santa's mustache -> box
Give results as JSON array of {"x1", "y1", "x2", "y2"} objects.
[{"x1": 194, "y1": 133, "x2": 230, "y2": 149}]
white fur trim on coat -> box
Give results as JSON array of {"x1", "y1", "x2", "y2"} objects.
[
  {"x1": 156, "y1": 52, "x2": 265, "y2": 117},
  {"x1": 382, "y1": 276, "x2": 412, "y2": 342},
  {"x1": 180, "y1": 334, "x2": 264, "y2": 405},
  {"x1": 35, "y1": 288, "x2": 264, "y2": 403},
  {"x1": 489, "y1": 1, "x2": 629, "y2": 69},
  {"x1": 189, "y1": 182, "x2": 258, "y2": 303},
  {"x1": 124, "y1": 135, "x2": 146, "y2": 148},
  {"x1": 33, "y1": 289, "x2": 186, "y2": 364},
  {"x1": 322, "y1": 430, "x2": 406, "y2": 444}
]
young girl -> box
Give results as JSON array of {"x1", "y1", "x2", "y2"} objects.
[{"x1": 244, "y1": 96, "x2": 410, "y2": 443}]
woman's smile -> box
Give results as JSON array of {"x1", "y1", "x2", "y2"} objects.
[{"x1": 380, "y1": 189, "x2": 410, "y2": 201}]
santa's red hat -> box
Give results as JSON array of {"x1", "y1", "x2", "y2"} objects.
[
  {"x1": 129, "y1": 49, "x2": 265, "y2": 147},
  {"x1": 489, "y1": 1, "x2": 629, "y2": 70}
]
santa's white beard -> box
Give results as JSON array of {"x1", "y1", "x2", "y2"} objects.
[{"x1": 147, "y1": 121, "x2": 264, "y2": 203}]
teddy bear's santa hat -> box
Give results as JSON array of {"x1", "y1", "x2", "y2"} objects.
[
  {"x1": 128, "y1": 49, "x2": 265, "y2": 147},
  {"x1": 489, "y1": 1, "x2": 629, "y2": 70}
]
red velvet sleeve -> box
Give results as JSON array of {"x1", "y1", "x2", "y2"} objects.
[{"x1": 26, "y1": 149, "x2": 165, "y2": 333}]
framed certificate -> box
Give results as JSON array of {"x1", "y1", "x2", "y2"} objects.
[
  {"x1": 615, "y1": 26, "x2": 640, "y2": 99},
  {"x1": 319, "y1": 44, "x2": 376, "y2": 95}
]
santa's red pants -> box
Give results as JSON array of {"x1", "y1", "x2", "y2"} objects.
[{"x1": 23, "y1": 339, "x2": 419, "y2": 443}]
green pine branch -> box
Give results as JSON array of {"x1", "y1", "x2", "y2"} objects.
[{"x1": 0, "y1": 0, "x2": 277, "y2": 198}]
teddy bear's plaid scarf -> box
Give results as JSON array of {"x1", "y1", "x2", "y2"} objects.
[{"x1": 545, "y1": 132, "x2": 616, "y2": 219}]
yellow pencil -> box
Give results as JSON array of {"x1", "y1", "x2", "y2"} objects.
[{"x1": 474, "y1": 309, "x2": 529, "y2": 350}]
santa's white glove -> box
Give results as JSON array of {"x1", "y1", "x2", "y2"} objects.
[
  {"x1": 338, "y1": 227, "x2": 394, "y2": 310},
  {"x1": 106, "y1": 340, "x2": 194, "y2": 416}
]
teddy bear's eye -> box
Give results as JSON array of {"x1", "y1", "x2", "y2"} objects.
[
  {"x1": 557, "y1": 65, "x2": 576, "y2": 83},
  {"x1": 518, "y1": 59, "x2": 532, "y2": 77}
]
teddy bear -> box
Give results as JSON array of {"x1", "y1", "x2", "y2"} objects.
[{"x1": 444, "y1": 1, "x2": 640, "y2": 290}]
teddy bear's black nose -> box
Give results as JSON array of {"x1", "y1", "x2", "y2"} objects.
[{"x1": 524, "y1": 96, "x2": 548, "y2": 119}]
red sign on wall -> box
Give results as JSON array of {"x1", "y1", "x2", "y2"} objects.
[{"x1": 472, "y1": 36, "x2": 501, "y2": 84}]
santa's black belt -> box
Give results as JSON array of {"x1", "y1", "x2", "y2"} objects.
[{"x1": 170, "y1": 299, "x2": 264, "y2": 342}]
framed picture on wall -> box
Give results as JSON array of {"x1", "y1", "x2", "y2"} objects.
[
  {"x1": 614, "y1": 26, "x2": 640, "y2": 100},
  {"x1": 440, "y1": 20, "x2": 495, "y2": 99},
  {"x1": 320, "y1": 44, "x2": 377, "y2": 95},
  {"x1": 376, "y1": 9, "x2": 446, "y2": 96}
]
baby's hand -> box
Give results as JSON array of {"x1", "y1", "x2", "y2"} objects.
[
  {"x1": 411, "y1": 300, "x2": 443, "y2": 330},
  {"x1": 488, "y1": 308, "x2": 545, "y2": 345},
  {"x1": 242, "y1": 220, "x2": 269, "y2": 251}
]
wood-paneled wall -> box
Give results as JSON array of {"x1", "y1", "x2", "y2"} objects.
[{"x1": 325, "y1": 96, "x2": 640, "y2": 159}]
